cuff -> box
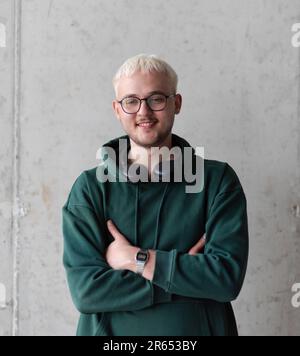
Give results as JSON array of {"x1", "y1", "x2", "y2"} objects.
[
  {"x1": 152, "y1": 249, "x2": 176, "y2": 292},
  {"x1": 152, "y1": 284, "x2": 172, "y2": 304}
]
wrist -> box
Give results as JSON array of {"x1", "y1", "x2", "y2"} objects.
[{"x1": 142, "y1": 249, "x2": 156, "y2": 281}]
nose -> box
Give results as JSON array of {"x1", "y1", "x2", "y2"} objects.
[{"x1": 138, "y1": 99, "x2": 152, "y2": 115}]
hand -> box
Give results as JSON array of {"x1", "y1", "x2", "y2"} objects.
[
  {"x1": 188, "y1": 234, "x2": 206, "y2": 255},
  {"x1": 106, "y1": 219, "x2": 156, "y2": 281},
  {"x1": 106, "y1": 220, "x2": 138, "y2": 270}
]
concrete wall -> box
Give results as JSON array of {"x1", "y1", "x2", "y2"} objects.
[
  {"x1": 0, "y1": 0, "x2": 299, "y2": 336},
  {"x1": 0, "y1": 0, "x2": 14, "y2": 337}
]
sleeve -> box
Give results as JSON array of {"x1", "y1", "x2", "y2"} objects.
[
  {"x1": 62, "y1": 174, "x2": 171, "y2": 314},
  {"x1": 151, "y1": 164, "x2": 249, "y2": 303}
]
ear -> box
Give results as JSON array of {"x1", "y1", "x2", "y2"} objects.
[
  {"x1": 174, "y1": 94, "x2": 182, "y2": 115},
  {"x1": 112, "y1": 100, "x2": 122, "y2": 121}
]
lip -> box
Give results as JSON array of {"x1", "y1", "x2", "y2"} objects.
[{"x1": 136, "y1": 121, "x2": 157, "y2": 128}]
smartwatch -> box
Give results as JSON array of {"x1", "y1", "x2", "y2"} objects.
[{"x1": 135, "y1": 249, "x2": 149, "y2": 275}]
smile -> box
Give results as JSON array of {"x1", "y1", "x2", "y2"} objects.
[{"x1": 137, "y1": 122, "x2": 157, "y2": 128}]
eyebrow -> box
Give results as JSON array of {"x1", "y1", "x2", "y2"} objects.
[{"x1": 120, "y1": 90, "x2": 167, "y2": 100}]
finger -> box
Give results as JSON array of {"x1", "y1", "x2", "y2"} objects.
[
  {"x1": 195, "y1": 234, "x2": 206, "y2": 248},
  {"x1": 191, "y1": 236, "x2": 205, "y2": 250},
  {"x1": 106, "y1": 220, "x2": 126, "y2": 240},
  {"x1": 188, "y1": 235, "x2": 206, "y2": 255}
]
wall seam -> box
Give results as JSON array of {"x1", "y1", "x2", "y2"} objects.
[
  {"x1": 297, "y1": 34, "x2": 300, "y2": 202},
  {"x1": 11, "y1": 0, "x2": 22, "y2": 337}
]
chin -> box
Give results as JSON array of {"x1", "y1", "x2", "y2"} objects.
[
  {"x1": 140, "y1": 136, "x2": 170, "y2": 149},
  {"x1": 127, "y1": 128, "x2": 172, "y2": 148},
  {"x1": 136, "y1": 138, "x2": 158, "y2": 148}
]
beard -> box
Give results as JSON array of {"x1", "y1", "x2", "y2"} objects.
[{"x1": 129, "y1": 125, "x2": 173, "y2": 149}]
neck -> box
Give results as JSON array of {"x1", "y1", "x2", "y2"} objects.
[{"x1": 128, "y1": 135, "x2": 173, "y2": 176}]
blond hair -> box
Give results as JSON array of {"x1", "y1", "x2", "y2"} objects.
[{"x1": 112, "y1": 54, "x2": 178, "y2": 94}]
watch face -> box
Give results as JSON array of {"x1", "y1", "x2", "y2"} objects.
[{"x1": 136, "y1": 252, "x2": 148, "y2": 262}]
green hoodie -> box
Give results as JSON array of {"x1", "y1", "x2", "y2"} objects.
[{"x1": 62, "y1": 133, "x2": 249, "y2": 336}]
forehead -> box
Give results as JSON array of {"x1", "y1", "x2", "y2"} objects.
[{"x1": 116, "y1": 71, "x2": 173, "y2": 98}]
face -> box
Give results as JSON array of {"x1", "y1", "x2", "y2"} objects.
[{"x1": 112, "y1": 71, "x2": 182, "y2": 149}]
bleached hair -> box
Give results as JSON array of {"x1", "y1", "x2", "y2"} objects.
[{"x1": 112, "y1": 53, "x2": 178, "y2": 95}]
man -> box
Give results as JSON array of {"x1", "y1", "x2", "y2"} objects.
[{"x1": 62, "y1": 54, "x2": 249, "y2": 336}]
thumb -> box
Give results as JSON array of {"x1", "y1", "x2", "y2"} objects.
[{"x1": 107, "y1": 220, "x2": 127, "y2": 242}]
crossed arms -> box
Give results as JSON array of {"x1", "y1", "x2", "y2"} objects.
[
  {"x1": 105, "y1": 219, "x2": 206, "y2": 281},
  {"x1": 63, "y1": 165, "x2": 249, "y2": 314}
]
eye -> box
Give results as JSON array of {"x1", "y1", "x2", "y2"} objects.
[
  {"x1": 124, "y1": 97, "x2": 139, "y2": 105},
  {"x1": 149, "y1": 95, "x2": 165, "y2": 103}
]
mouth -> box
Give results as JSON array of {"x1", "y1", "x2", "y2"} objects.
[{"x1": 136, "y1": 121, "x2": 158, "y2": 129}]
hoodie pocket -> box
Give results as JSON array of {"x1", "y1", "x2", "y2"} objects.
[{"x1": 104, "y1": 303, "x2": 210, "y2": 336}]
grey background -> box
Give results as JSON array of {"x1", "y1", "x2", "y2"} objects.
[{"x1": 0, "y1": 0, "x2": 299, "y2": 336}]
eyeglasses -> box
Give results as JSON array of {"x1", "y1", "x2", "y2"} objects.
[{"x1": 117, "y1": 93, "x2": 176, "y2": 114}]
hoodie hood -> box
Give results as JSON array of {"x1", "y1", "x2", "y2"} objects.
[{"x1": 97, "y1": 133, "x2": 199, "y2": 185}]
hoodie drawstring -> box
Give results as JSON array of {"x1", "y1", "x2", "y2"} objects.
[
  {"x1": 152, "y1": 183, "x2": 169, "y2": 250},
  {"x1": 134, "y1": 184, "x2": 139, "y2": 246}
]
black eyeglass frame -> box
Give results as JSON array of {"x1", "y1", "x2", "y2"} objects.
[{"x1": 117, "y1": 93, "x2": 177, "y2": 114}]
